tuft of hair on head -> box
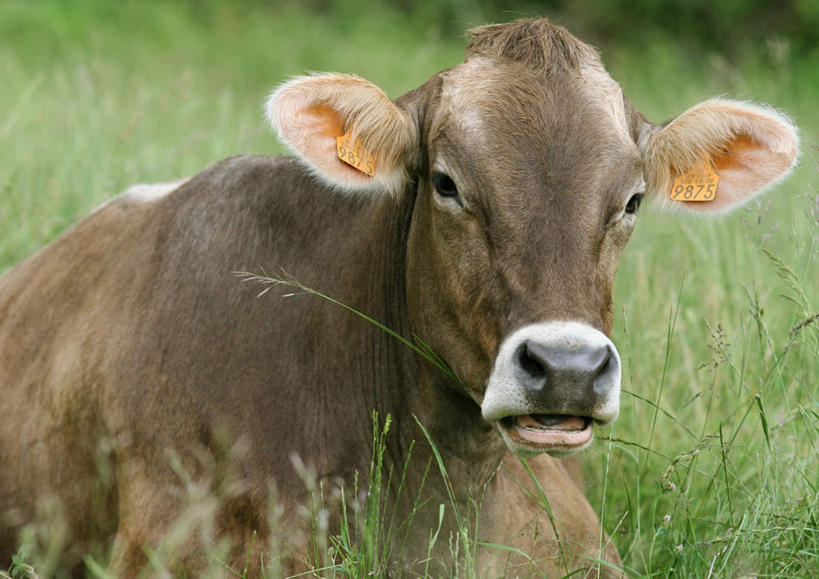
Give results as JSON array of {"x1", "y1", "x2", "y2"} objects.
[{"x1": 465, "y1": 18, "x2": 601, "y2": 74}]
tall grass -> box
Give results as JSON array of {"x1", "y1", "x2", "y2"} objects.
[
  {"x1": 588, "y1": 152, "x2": 818, "y2": 574},
  {"x1": 1, "y1": 1, "x2": 816, "y2": 576}
]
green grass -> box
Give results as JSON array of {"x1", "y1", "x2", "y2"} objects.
[{"x1": 1, "y1": 1, "x2": 817, "y2": 576}]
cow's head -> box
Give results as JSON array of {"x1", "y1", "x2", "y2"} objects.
[{"x1": 266, "y1": 20, "x2": 798, "y2": 457}]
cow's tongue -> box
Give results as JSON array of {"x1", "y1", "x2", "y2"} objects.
[{"x1": 517, "y1": 414, "x2": 586, "y2": 431}]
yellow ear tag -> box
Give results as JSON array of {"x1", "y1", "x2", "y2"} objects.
[
  {"x1": 336, "y1": 131, "x2": 375, "y2": 177},
  {"x1": 670, "y1": 156, "x2": 719, "y2": 202}
]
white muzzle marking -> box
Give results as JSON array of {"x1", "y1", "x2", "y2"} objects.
[{"x1": 482, "y1": 321, "x2": 621, "y2": 455}]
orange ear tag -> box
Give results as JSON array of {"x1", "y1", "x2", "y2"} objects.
[
  {"x1": 336, "y1": 131, "x2": 375, "y2": 177},
  {"x1": 670, "y1": 156, "x2": 720, "y2": 202}
]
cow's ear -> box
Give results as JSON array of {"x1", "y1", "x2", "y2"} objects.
[
  {"x1": 639, "y1": 99, "x2": 798, "y2": 213},
  {"x1": 266, "y1": 73, "x2": 417, "y2": 195}
]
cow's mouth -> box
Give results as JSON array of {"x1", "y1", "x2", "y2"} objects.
[{"x1": 498, "y1": 414, "x2": 593, "y2": 453}]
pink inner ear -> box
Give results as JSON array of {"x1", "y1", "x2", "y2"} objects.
[
  {"x1": 682, "y1": 133, "x2": 795, "y2": 213},
  {"x1": 287, "y1": 104, "x2": 373, "y2": 186},
  {"x1": 714, "y1": 134, "x2": 793, "y2": 187}
]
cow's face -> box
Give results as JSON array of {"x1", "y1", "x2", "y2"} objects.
[
  {"x1": 402, "y1": 56, "x2": 639, "y2": 455},
  {"x1": 267, "y1": 21, "x2": 797, "y2": 456}
]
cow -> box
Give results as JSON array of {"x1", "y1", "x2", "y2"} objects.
[{"x1": 0, "y1": 18, "x2": 798, "y2": 577}]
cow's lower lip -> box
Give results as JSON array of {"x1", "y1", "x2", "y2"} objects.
[{"x1": 499, "y1": 414, "x2": 593, "y2": 450}]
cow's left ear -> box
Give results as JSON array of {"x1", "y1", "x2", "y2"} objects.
[
  {"x1": 639, "y1": 99, "x2": 798, "y2": 213},
  {"x1": 266, "y1": 73, "x2": 417, "y2": 195}
]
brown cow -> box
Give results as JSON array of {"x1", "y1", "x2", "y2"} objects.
[{"x1": 0, "y1": 19, "x2": 797, "y2": 577}]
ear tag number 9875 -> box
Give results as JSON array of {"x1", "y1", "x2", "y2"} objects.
[
  {"x1": 336, "y1": 131, "x2": 375, "y2": 177},
  {"x1": 670, "y1": 156, "x2": 720, "y2": 202}
]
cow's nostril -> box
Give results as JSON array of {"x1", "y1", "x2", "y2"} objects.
[
  {"x1": 517, "y1": 342, "x2": 546, "y2": 379},
  {"x1": 594, "y1": 347, "x2": 618, "y2": 393},
  {"x1": 595, "y1": 347, "x2": 611, "y2": 375}
]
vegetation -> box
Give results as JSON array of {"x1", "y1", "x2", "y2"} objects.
[{"x1": 1, "y1": 0, "x2": 816, "y2": 576}]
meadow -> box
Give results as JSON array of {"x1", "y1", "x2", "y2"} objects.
[{"x1": 1, "y1": 0, "x2": 816, "y2": 576}]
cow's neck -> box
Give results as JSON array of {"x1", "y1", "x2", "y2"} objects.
[{"x1": 356, "y1": 188, "x2": 508, "y2": 544}]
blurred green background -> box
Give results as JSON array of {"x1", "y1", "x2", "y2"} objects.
[
  {"x1": 1, "y1": 1, "x2": 817, "y2": 576},
  {"x1": 1, "y1": 0, "x2": 817, "y2": 263}
]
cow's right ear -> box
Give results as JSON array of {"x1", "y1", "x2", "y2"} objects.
[{"x1": 266, "y1": 73, "x2": 417, "y2": 195}]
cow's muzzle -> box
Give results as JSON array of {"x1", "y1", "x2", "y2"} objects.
[{"x1": 482, "y1": 321, "x2": 621, "y2": 456}]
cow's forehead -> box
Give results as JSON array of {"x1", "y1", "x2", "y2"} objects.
[
  {"x1": 435, "y1": 56, "x2": 635, "y2": 155},
  {"x1": 430, "y1": 56, "x2": 643, "y2": 194}
]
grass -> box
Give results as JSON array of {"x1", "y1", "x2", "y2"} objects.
[
  {"x1": 592, "y1": 161, "x2": 818, "y2": 575},
  {"x1": 1, "y1": 1, "x2": 817, "y2": 576}
]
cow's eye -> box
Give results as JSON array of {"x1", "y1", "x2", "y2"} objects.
[
  {"x1": 432, "y1": 171, "x2": 459, "y2": 198},
  {"x1": 625, "y1": 193, "x2": 643, "y2": 215}
]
